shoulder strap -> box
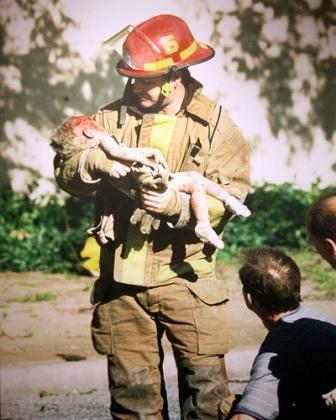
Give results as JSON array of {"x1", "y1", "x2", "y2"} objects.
[
  {"x1": 181, "y1": 104, "x2": 222, "y2": 171},
  {"x1": 209, "y1": 105, "x2": 222, "y2": 147},
  {"x1": 118, "y1": 105, "x2": 127, "y2": 128}
]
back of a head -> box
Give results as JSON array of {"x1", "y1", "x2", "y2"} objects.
[
  {"x1": 306, "y1": 190, "x2": 336, "y2": 242},
  {"x1": 239, "y1": 247, "x2": 301, "y2": 314}
]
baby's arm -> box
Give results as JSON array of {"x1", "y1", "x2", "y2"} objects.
[{"x1": 85, "y1": 128, "x2": 168, "y2": 170}]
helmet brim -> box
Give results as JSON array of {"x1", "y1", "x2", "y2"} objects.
[{"x1": 116, "y1": 43, "x2": 215, "y2": 78}]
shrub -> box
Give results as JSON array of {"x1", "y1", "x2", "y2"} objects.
[
  {"x1": 0, "y1": 181, "x2": 333, "y2": 273},
  {"x1": 220, "y1": 181, "x2": 332, "y2": 256},
  {"x1": 0, "y1": 186, "x2": 94, "y2": 273}
]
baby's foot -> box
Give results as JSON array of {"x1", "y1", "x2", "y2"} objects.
[
  {"x1": 225, "y1": 198, "x2": 251, "y2": 218},
  {"x1": 195, "y1": 222, "x2": 224, "y2": 249}
]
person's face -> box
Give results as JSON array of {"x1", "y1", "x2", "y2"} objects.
[{"x1": 131, "y1": 76, "x2": 167, "y2": 111}]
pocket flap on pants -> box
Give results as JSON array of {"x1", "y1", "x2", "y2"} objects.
[{"x1": 186, "y1": 276, "x2": 229, "y2": 305}]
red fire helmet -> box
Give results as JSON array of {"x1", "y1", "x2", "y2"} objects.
[{"x1": 117, "y1": 14, "x2": 215, "y2": 78}]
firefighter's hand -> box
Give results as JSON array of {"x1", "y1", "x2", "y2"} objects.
[
  {"x1": 130, "y1": 208, "x2": 160, "y2": 234},
  {"x1": 139, "y1": 186, "x2": 181, "y2": 217}
]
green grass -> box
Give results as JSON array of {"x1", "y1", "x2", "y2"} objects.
[
  {"x1": 33, "y1": 292, "x2": 57, "y2": 302},
  {"x1": 7, "y1": 292, "x2": 57, "y2": 303},
  {"x1": 39, "y1": 390, "x2": 53, "y2": 398},
  {"x1": 79, "y1": 388, "x2": 97, "y2": 395},
  {"x1": 290, "y1": 248, "x2": 336, "y2": 293}
]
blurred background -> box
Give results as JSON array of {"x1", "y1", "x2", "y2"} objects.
[
  {"x1": 1, "y1": 0, "x2": 335, "y2": 195},
  {"x1": 0, "y1": 0, "x2": 335, "y2": 277}
]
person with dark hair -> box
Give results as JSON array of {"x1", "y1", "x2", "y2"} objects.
[
  {"x1": 306, "y1": 189, "x2": 336, "y2": 268},
  {"x1": 53, "y1": 14, "x2": 251, "y2": 419},
  {"x1": 219, "y1": 246, "x2": 336, "y2": 419}
]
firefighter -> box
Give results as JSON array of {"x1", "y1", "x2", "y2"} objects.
[{"x1": 54, "y1": 14, "x2": 251, "y2": 419}]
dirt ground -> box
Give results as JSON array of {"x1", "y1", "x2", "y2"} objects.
[{"x1": 0, "y1": 263, "x2": 335, "y2": 365}]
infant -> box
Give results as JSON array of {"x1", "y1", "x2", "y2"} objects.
[
  {"x1": 51, "y1": 115, "x2": 251, "y2": 249},
  {"x1": 51, "y1": 115, "x2": 167, "y2": 171}
]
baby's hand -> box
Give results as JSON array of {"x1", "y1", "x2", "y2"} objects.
[
  {"x1": 140, "y1": 148, "x2": 168, "y2": 169},
  {"x1": 109, "y1": 161, "x2": 131, "y2": 178}
]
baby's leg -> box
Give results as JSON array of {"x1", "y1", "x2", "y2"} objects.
[
  {"x1": 206, "y1": 182, "x2": 251, "y2": 217},
  {"x1": 170, "y1": 171, "x2": 250, "y2": 217},
  {"x1": 190, "y1": 187, "x2": 225, "y2": 249},
  {"x1": 169, "y1": 173, "x2": 224, "y2": 249},
  {"x1": 189, "y1": 173, "x2": 251, "y2": 217}
]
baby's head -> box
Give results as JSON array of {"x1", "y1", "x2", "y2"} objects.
[{"x1": 51, "y1": 116, "x2": 103, "y2": 159}]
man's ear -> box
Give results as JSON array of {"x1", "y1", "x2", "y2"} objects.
[
  {"x1": 325, "y1": 238, "x2": 336, "y2": 268},
  {"x1": 243, "y1": 290, "x2": 254, "y2": 309},
  {"x1": 325, "y1": 238, "x2": 336, "y2": 257}
]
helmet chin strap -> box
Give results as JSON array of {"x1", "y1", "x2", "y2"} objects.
[
  {"x1": 160, "y1": 80, "x2": 172, "y2": 97},
  {"x1": 160, "y1": 65, "x2": 178, "y2": 97}
]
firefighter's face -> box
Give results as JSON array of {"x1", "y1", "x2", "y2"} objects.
[{"x1": 132, "y1": 76, "x2": 167, "y2": 111}]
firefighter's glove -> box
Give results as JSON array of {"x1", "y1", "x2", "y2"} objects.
[
  {"x1": 162, "y1": 188, "x2": 182, "y2": 217},
  {"x1": 130, "y1": 207, "x2": 161, "y2": 235},
  {"x1": 131, "y1": 163, "x2": 169, "y2": 190}
]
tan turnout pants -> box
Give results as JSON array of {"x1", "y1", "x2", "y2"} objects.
[{"x1": 91, "y1": 277, "x2": 231, "y2": 419}]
